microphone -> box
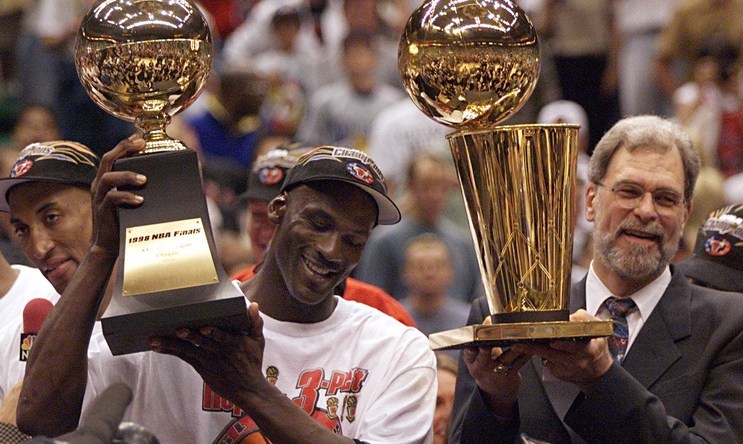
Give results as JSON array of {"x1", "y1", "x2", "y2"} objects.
[
  {"x1": 20, "y1": 298, "x2": 54, "y2": 361},
  {"x1": 16, "y1": 384, "x2": 137, "y2": 444},
  {"x1": 67, "y1": 382, "x2": 134, "y2": 444}
]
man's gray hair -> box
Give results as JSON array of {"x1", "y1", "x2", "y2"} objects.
[{"x1": 588, "y1": 115, "x2": 700, "y2": 202}]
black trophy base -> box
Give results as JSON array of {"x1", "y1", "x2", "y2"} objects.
[
  {"x1": 104, "y1": 149, "x2": 250, "y2": 355},
  {"x1": 102, "y1": 280, "x2": 249, "y2": 355}
]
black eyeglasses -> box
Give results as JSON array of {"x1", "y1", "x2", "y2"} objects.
[{"x1": 596, "y1": 182, "x2": 684, "y2": 215}]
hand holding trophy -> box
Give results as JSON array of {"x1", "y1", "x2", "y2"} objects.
[
  {"x1": 398, "y1": 0, "x2": 612, "y2": 349},
  {"x1": 75, "y1": 0, "x2": 249, "y2": 355}
]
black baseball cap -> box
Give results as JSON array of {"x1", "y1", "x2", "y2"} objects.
[
  {"x1": 0, "y1": 140, "x2": 100, "y2": 212},
  {"x1": 676, "y1": 204, "x2": 743, "y2": 292},
  {"x1": 240, "y1": 148, "x2": 301, "y2": 203},
  {"x1": 281, "y1": 145, "x2": 401, "y2": 225}
]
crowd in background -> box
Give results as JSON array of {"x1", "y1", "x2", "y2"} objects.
[
  {"x1": 0, "y1": 0, "x2": 741, "y2": 440},
  {"x1": 0, "y1": 0, "x2": 741, "y2": 326}
]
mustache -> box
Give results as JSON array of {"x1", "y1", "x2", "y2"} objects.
[{"x1": 616, "y1": 220, "x2": 665, "y2": 240}]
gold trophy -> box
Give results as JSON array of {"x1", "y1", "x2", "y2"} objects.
[
  {"x1": 75, "y1": 0, "x2": 248, "y2": 355},
  {"x1": 398, "y1": 0, "x2": 612, "y2": 349}
]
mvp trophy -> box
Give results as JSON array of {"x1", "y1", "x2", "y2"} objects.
[
  {"x1": 398, "y1": 0, "x2": 612, "y2": 350},
  {"x1": 75, "y1": 0, "x2": 249, "y2": 354}
]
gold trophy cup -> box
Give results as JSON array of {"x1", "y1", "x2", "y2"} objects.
[
  {"x1": 75, "y1": 0, "x2": 248, "y2": 355},
  {"x1": 398, "y1": 0, "x2": 612, "y2": 349}
]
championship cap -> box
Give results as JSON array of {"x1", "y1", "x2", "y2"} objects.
[
  {"x1": 676, "y1": 204, "x2": 743, "y2": 292},
  {"x1": 241, "y1": 148, "x2": 301, "y2": 203},
  {"x1": 0, "y1": 140, "x2": 100, "y2": 212},
  {"x1": 280, "y1": 145, "x2": 401, "y2": 225}
]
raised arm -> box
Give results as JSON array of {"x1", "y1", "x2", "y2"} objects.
[{"x1": 17, "y1": 136, "x2": 146, "y2": 436}]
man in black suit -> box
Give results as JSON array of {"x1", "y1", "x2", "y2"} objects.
[{"x1": 450, "y1": 115, "x2": 743, "y2": 443}]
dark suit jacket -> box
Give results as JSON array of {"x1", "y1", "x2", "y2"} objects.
[{"x1": 449, "y1": 268, "x2": 743, "y2": 443}]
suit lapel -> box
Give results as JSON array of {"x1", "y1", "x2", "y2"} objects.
[
  {"x1": 535, "y1": 357, "x2": 581, "y2": 419},
  {"x1": 621, "y1": 269, "x2": 691, "y2": 388}
]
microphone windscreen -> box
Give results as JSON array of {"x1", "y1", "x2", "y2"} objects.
[
  {"x1": 22, "y1": 299, "x2": 54, "y2": 334},
  {"x1": 69, "y1": 383, "x2": 133, "y2": 444}
]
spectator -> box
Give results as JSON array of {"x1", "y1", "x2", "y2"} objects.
[
  {"x1": 400, "y1": 233, "x2": 470, "y2": 336},
  {"x1": 676, "y1": 203, "x2": 743, "y2": 292},
  {"x1": 185, "y1": 68, "x2": 268, "y2": 169},
  {"x1": 541, "y1": 0, "x2": 621, "y2": 152},
  {"x1": 251, "y1": 6, "x2": 313, "y2": 136},
  {"x1": 366, "y1": 98, "x2": 451, "y2": 196},
  {"x1": 222, "y1": 0, "x2": 343, "y2": 87},
  {"x1": 354, "y1": 153, "x2": 484, "y2": 302},
  {"x1": 21, "y1": 0, "x2": 133, "y2": 157},
  {"x1": 654, "y1": 0, "x2": 743, "y2": 109},
  {"x1": 612, "y1": 0, "x2": 680, "y2": 116},
  {"x1": 295, "y1": 30, "x2": 403, "y2": 150}
]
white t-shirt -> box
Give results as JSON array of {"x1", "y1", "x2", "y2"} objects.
[
  {"x1": 85, "y1": 296, "x2": 436, "y2": 443},
  {"x1": 0, "y1": 265, "x2": 58, "y2": 329}
]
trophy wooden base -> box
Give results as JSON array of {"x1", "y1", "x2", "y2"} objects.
[
  {"x1": 428, "y1": 320, "x2": 613, "y2": 350},
  {"x1": 103, "y1": 149, "x2": 250, "y2": 355}
]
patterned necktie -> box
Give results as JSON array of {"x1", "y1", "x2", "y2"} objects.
[{"x1": 604, "y1": 297, "x2": 637, "y2": 364}]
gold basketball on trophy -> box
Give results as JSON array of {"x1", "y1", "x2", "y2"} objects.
[
  {"x1": 399, "y1": 0, "x2": 612, "y2": 349},
  {"x1": 75, "y1": 0, "x2": 212, "y2": 152},
  {"x1": 398, "y1": 0, "x2": 540, "y2": 129}
]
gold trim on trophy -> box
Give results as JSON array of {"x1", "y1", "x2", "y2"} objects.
[{"x1": 398, "y1": 0, "x2": 612, "y2": 350}]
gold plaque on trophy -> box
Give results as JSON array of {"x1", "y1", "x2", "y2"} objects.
[
  {"x1": 122, "y1": 218, "x2": 217, "y2": 296},
  {"x1": 398, "y1": 0, "x2": 612, "y2": 349},
  {"x1": 75, "y1": 0, "x2": 249, "y2": 355}
]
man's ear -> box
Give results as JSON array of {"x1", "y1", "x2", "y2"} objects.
[
  {"x1": 682, "y1": 199, "x2": 693, "y2": 225},
  {"x1": 585, "y1": 182, "x2": 597, "y2": 222},
  {"x1": 268, "y1": 193, "x2": 288, "y2": 224}
]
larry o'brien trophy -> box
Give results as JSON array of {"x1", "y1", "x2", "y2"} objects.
[
  {"x1": 75, "y1": 0, "x2": 249, "y2": 355},
  {"x1": 398, "y1": 0, "x2": 612, "y2": 350}
]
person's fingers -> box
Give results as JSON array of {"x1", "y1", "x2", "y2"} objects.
[
  {"x1": 150, "y1": 335, "x2": 206, "y2": 371},
  {"x1": 463, "y1": 346, "x2": 478, "y2": 364},
  {"x1": 512, "y1": 342, "x2": 565, "y2": 363},
  {"x1": 94, "y1": 135, "x2": 146, "y2": 186},
  {"x1": 175, "y1": 328, "x2": 218, "y2": 350},
  {"x1": 569, "y1": 309, "x2": 598, "y2": 322},
  {"x1": 97, "y1": 185, "x2": 145, "y2": 207},
  {"x1": 493, "y1": 346, "x2": 533, "y2": 374},
  {"x1": 246, "y1": 302, "x2": 263, "y2": 342}
]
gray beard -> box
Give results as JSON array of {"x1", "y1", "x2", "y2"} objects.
[{"x1": 594, "y1": 229, "x2": 678, "y2": 281}]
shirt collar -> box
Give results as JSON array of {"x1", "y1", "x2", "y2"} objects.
[{"x1": 586, "y1": 261, "x2": 670, "y2": 320}]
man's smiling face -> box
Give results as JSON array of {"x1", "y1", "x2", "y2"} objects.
[{"x1": 586, "y1": 144, "x2": 691, "y2": 285}]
